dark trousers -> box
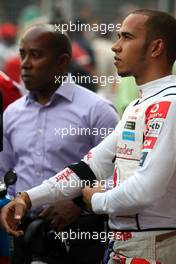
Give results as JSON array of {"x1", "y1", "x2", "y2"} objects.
[{"x1": 11, "y1": 215, "x2": 106, "y2": 264}]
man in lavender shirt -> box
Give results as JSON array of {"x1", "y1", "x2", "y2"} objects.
[{"x1": 0, "y1": 24, "x2": 118, "y2": 263}]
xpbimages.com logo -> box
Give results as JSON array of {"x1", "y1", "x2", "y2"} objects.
[
  {"x1": 54, "y1": 74, "x2": 121, "y2": 87},
  {"x1": 54, "y1": 125, "x2": 114, "y2": 139},
  {"x1": 54, "y1": 230, "x2": 132, "y2": 243},
  {"x1": 54, "y1": 174, "x2": 114, "y2": 190},
  {"x1": 54, "y1": 21, "x2": 121, "y2": 35}
]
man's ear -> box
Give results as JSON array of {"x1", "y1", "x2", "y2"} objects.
[
  {"x1": 151, "y1": 39, "x2": 165, "y2": 58},
  {"x1": 57, "y1": 54, "x2": 71, "y2": 72}
]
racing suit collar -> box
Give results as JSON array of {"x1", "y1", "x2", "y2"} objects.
[{"x1": 138, "y1": 75, "x2": 176, "y2": 99}]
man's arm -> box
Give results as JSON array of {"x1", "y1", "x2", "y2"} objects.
[
  {"x1": 0, "y1": 124, "x2": 119, "y2": 235},
  {"x1": 87, "y1": 100, "x2": 176, "y2": 215},
  {"x1": 26, "y1": 126, "x2": 119, "y2": 208},
  {"x1": 39, "y1": 99, "x2": 119, "y2": 229}
]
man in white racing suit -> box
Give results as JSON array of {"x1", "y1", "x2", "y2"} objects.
[{"x1": 1, "y1": 9, "x2": 176, "y2": 264}]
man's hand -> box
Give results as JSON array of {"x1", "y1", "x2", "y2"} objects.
[
  {"x1": 82, "y1": 186, "x2": 103, "y2": 210},
  {"x1": 39, "y1": 200, "x2": 81, "y2": 230},
  {"x1": 0, "y1": 192, "x2": 31, "y2": 237}
]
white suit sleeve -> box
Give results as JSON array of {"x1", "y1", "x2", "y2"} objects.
[
  {"x1": 27, "y1": 122, "x2": 121, "y2": 208},
  {"x1": 92, "y1": 100, "x2": 176, "y2": 215}
]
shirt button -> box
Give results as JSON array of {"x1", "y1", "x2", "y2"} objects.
[
  {"x1": 36, "y1": 171, "x2": 42, "y2": 176},
  {"x1": 36, "y1": 150, "x2": 42, "y2": 155},
  {"x1": 38, "y1": 129, "x2": 43, "y2": 134}
]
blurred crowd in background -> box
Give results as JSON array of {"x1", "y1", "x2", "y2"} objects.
[{"x1": 0, "y1": 0, "x2": 176, "y2": 115}]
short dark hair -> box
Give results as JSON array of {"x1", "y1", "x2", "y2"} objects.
[
  {"x1": 51, "y1": 29, "x2": 72, "y2": 58},
  {"x1": 25, "y1": 24, "x2": 72, "y2": 58},
  {"x1": 131, "y1": 9, "x2": 176, "y2": 65}
]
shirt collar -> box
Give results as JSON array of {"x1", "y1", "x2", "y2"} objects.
[
  {"x1": 55, "y1": 74, "x2": 75, "y2": 101},
  {"x1": 25, "y1": 73, "x2": 76, "y2": 106},
  {"x1": 138, "y1": 75, "x2": 176, "y2": 99}
]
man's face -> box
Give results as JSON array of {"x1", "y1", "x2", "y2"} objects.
[
  {"x1": 19, "y1": 29, "x2": 60, "y2": 92},
  {"x1": 112, "y1": 14, "x2": 150, "y2": 79}
]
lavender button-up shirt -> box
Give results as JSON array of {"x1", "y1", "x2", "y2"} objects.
[{"x1": 0, "y1": 78, "x2": 118, "y2": 196}]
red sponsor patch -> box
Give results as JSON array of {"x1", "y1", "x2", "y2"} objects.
[
  {"x1": 111, "y1": 255, "x2": 161, "y2": 264},
  {"x1": 55, "y1": 168, "x2": 73, "y2": 182},
  {"x1": 145, "y1": 101, "x2": 171, "y2": 123},
  {"x1": 144, "y1": 101, "x2": 170, "y2": 149},
  {"x1": 113, "y1": 231, "x2": 132, "y2": 241},
  {"x1": 113, "y1": 166, "x2": 121, "y2": 187},
  {"x1": 131, "y1": 259, "x2": 161, "y2": 264},
  {"x1": 131, "y1": 259, "x2": 150, "y2": 264},
  {"x1": 143, "y1": 136, "x2": 157, "y2": 149},
  {"x1": 113, "y1": 167, "x2": 117, "y2": 187}
]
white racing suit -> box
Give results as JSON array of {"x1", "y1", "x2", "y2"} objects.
[{"x1": 27, "y1": 75, "x2": 176, "y2": 263}]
